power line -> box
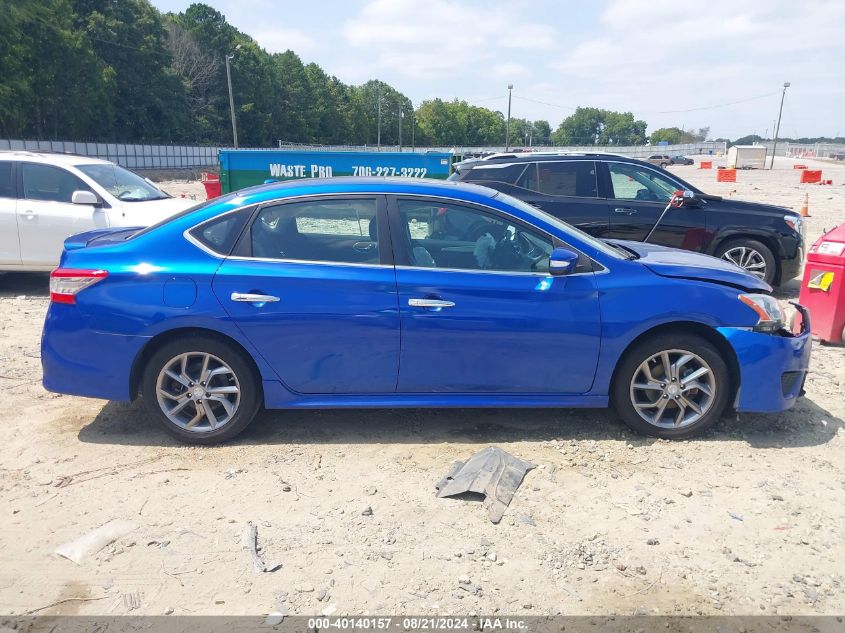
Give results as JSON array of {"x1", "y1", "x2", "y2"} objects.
[
  {"x1": 513, "y1": 95, "x2": 577, "y2": 110},
  {"x1": 646, "y1": 92, "x2": 779, "y2": 115}
]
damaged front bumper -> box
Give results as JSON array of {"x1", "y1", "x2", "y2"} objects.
[{"x1": 718, "y1": 303, "x2": 812, "y2": 414}]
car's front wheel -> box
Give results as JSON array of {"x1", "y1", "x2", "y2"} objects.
[
  {"x1": 141, "y1": 335, "x2": 261, "y2": 444},
  {"x1": 611, "y1": 333, "x2": 731, "y2": 439},
  {"x1": 715, "y1": 238, "x2": 777, "y2": 285}
]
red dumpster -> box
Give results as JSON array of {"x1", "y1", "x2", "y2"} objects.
[
  {"x1": 201, "y1": 172, "x2": 222, "y2": 200},
  {"x1": 797, "y1": 222, "x2": 845, "y2": 343}
]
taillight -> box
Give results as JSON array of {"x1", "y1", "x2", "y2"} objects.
[{"x1": 50, "y1": 269, "x2": 108, "y2": 304}]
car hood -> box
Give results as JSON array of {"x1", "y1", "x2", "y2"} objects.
[
  {"x1": 112, "y1": 196, "x2": 196, "y2": 226},
  {"x1": 708, "y1": 197, "x2": 792, "y2": 215},
  {"x1": 609, "y1": 239, "x2": 771, "y2": 292}
]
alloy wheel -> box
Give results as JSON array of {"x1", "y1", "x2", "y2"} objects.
[
  {"x1": 629, "y1": 348, "x2": 717, "y2": 429},
  {"x1": 155, "y1": 352, "x2": 241, "y2": 433},
  {"x1": 721, "y1": 246, "x2": 767, "y2": 279}
]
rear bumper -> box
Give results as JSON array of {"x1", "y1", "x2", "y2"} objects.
[
  {"x1": 41, "y1": 304, "x2": 146, "y2": 401},
  {"x1": 718, "y1": 305, "x2": 812, "y2": 413}
]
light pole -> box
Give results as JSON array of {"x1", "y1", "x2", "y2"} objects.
[
  {"x1": 505, "y1": 84, "x2": 513, "y2": 151},
  {"x1": 399, "y1": 110, "x2": 404, "y2": 152},
  {"x1": 376, "y1": 86, "x2": 382, "y2": 151},
  {"x1": 411, "y1": 108, "x2": 415, "y2": 151},
  {"x1": 225, "y1": 44, "x2": 242, "y2": 148},
  {"x1": 770, "y1": 82, "x2": 790, "y2": 169}
]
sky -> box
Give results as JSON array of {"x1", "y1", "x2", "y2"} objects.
[{"x1": 150, "y1": 0, "x2": 845, "y2": 139}]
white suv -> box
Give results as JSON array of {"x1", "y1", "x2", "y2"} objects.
[{"x1": 0, "y1": 152, "x2": 195, "y2": 271}]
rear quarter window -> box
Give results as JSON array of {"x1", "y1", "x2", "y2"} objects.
[
  {"x1": 188, "y1": 207, "x2": 253, "y2": 256},
  {"x1": 463, "y1": 163, "x2": 527, "y2": 185}
]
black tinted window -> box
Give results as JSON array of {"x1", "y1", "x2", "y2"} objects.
[
  {"x1": 251, "y1": 199, "x2": 379, "y2": 264},
  {"x1": 21, "y1": 163, "x2": 93, "y2": 202},
  {"x1": 0, "y1": 163, "x2": 12, "y2": 198},
  {"x1": 465, "y1": 163, "x2": 527, "y2": 185},
  {"x1": 535, "y1": 161, "x2": 597, "y2": 197},
  {"x1": 189, "y1": 207, "x2": 252, "y2": 255}
]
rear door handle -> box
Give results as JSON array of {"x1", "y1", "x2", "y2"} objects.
[
  {"x1": 614, "y1": 207, "x2": 637, "y2": 215},
  {"x1": 231, "y1": 292, "x2": 280, "y2": 304},
  {"x1": 408, "y1": 298, "x2": 455, "y2": 309}
]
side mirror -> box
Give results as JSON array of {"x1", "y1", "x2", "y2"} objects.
[
  {"x1": 549, "y1": 247, "x2": 579, "y2": 276},
  {"x1": 670, "y1": 190, "x2": 699, "y2": 208},
  {"x1": 71, "y1": 190, "x2": 100, "y2": 205}
]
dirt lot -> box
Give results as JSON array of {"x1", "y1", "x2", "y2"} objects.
[{"x1": 1, "y1": 158, "x2": 844, "y2": 617}]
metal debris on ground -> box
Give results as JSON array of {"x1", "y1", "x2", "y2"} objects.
[
  {"x1": 435, "y1": 446, "x2": 536, "y2": 524},
  {"x1": 242, "y1": 522, "x2": 281, "y2": 573}
]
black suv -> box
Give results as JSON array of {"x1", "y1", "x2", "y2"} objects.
[{"x1": 449, "y1": 154, "x2": 804, "y2": 285}]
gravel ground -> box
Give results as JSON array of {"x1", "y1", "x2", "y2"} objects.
[{"x1": 0, "y1": 157, "x2": 844, "y2": 617}]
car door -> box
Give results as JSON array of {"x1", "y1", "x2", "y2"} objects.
[
  {"x1": 211, "y1": 195, "x2": 400, "y2": 394},
  {"x1": 390, "y1": 196, "x2": 601, "y2": 394},
  {"x1": 0, "y1": 161, "x2": 20, "y2": 266},
  {"x1": 601, "y1": 161, "x2": 708, "y2": 250},
  {"x1": 17, "y1": 162, "x2": 108, "y2": 266}
]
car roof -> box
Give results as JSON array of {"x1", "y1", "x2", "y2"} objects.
[
  {"x1": 456, "y1": 152, "x2": 647, "y2": 168},
  {"x1": 234, "y1": 176, "x2": 499, "y2": 203},
  {"x1": 0, "y1": 150, "x2": 113, "y2": 166}
]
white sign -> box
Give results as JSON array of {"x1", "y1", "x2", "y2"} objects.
[{"x1": 817, "y1": 241, "x2": 845, "y2": 256}]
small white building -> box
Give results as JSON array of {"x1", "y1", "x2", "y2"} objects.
[{"x1": 727, "y1": 145, "x2": 767, "y2": 169}]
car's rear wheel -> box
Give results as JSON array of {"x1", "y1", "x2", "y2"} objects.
[
  {"x1": 611, "y1": 333, "x2": 731, "y2": 439},
  {"x1": 660, "y1": 162, "x2": 669, "y2": 168},
  {"x1": 141, "y1": 335, "x2": 261, "y2": 444},
  {"x1": 715, "y1": 238, "x2": 776, "y2": 285}
]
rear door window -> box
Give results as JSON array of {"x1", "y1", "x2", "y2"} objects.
[
  {"x1": 534, "y1": 161, "x2": 598, "y2": 197},
  {"x1": 249, "y1": 198, "x2": 380, "y2": 265}
]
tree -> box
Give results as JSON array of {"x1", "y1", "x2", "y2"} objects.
[
  {"x1": 650, "y1": 126, "x2": 710, "y2": 144},
  {"x1": 551, "y1": 107, "x2": 646, "y2": 146},
  {"x1": 165, "y1": 21, "x2": 219, "y2": 118}
]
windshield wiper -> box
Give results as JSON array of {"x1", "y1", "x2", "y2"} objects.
[{"x1": 606, "y1": 241, "x2": 637, "y2": 260}]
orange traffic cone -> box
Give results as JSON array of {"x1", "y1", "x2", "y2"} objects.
[{"x1": 800, "y1": 192, "x2": 810, "y2": 217}]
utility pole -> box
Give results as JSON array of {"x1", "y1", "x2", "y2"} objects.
[
  {"x1": 770, "y1": 82, "x2": 790, "y2": 169},
  {"x1": 377, "y1": 86, "x2": 382, "y2": 152},
  {"x1": 399, "y1": 111, "x2": 404, "y2": 152},
  {"x1": 411, "y1": 108, "x2": 415, "y2": 151},
  {"x1": 225, "y1": 44, "x2": 241, "y2": 148},
  {"x1": 505, "y1": 84, "x2": 513, "y2": 151}
]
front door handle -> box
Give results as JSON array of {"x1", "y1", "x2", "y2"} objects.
[
  {"x1": 408, "y1": 298, "x2": 455, "y2": 309},
  {"x1": 231, "y1": 292, "x2": 280, "y2": 304},
  {"x1": 614, "y1": 207, "x2": 637, "y2": 215}
]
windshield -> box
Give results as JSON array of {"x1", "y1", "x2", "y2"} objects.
[
  {"x1": 492, "y1": 191, "x2": 629, "y2": 260},
  {"x1": 76, "y1": 163, "x2": 170, "y2": 202}
]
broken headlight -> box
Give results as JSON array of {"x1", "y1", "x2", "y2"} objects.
[{"x1": 738, "y1": 293, "x2": 787, "y2": 333}]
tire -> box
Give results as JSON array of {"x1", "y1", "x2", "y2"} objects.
[
  {"x1": 611, "y1": 333, "x2": 731, "y2": 439},
  {"x1": 715, "y1": 238, "x2": 777, "y2": 285},
  {"x1": 141, "y1": 334, "x2": 262, "y2": 444},
  {"x1": 660, "y1": 162, "x2": 669, "y2": 168}
]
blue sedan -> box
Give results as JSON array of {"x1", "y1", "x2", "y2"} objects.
[{"x1": 41, "y1": 178, "x2": 811, "y2": 443}]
